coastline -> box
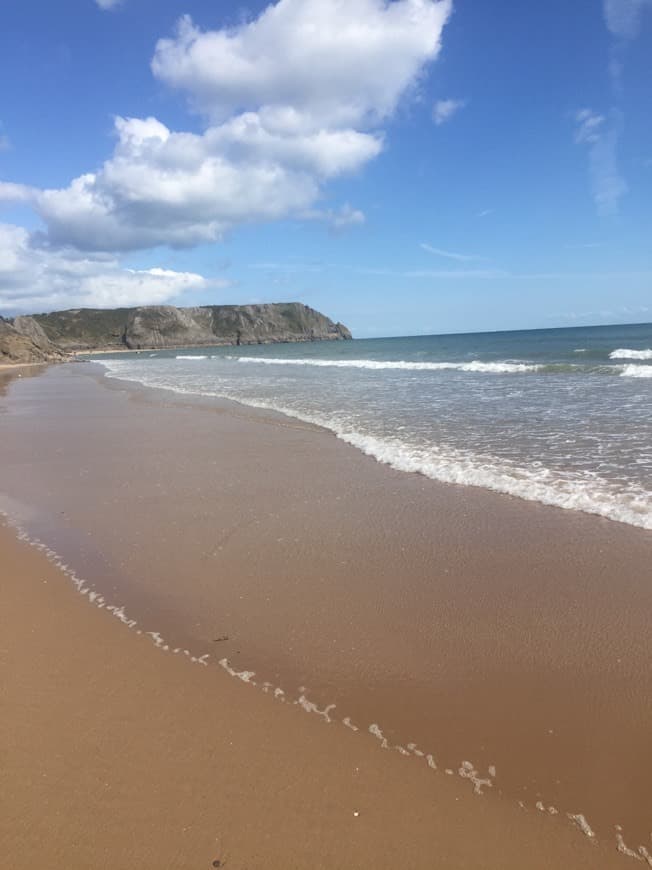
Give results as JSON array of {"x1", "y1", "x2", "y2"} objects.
[{"x1": 2, "y1": 362, "x2": 651, "y2": 867}]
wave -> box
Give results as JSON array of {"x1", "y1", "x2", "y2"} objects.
[
  {"x1": 610, "y1": 348, "x2": 652, "y2": 360},
  {"x1": 336, "y1": 431, "x2": 651, "y2": 530},
  {"x1": 99, "y1": 361, "x2": 652, "y2": 530},
  {"x1": 234, "y1": 357, "x2": 541, "y2": 374},
  {"x1": 621, "y1": 364, "x2": 652, "y2": 378},
  {"x1": 176, "y1": 354, "x2": 208, "y2": 360}
]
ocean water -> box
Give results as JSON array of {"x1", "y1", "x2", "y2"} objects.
[{"x1": 94, "y1": 322, "x2": 652, "y2": 529}]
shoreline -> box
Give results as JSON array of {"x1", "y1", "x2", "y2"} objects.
[
  {"x1": 2, "y1": 363, "x2": 651, "y2": 867},
  {"x1": 0, "y1": 518, "x2": 633, "y2": 869}
]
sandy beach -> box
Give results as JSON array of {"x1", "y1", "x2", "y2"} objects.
[{"x1": 2, "y1": 362, "x2": 651, "y2": 869}]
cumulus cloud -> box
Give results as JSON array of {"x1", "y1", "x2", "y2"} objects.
[
  {"x1": 24, "y1": 115, "x2": 378, "y2": 252},
  {"x1": 573, "y1": 109, "x2": 627, "y2": 216},
  {"x1": 0, "y1": 223, "x2": 220, "y2": 313},
  {"x1": 432, "y1": 98, "x2": 466, "y2": 125},
  {"x1": 152, "y1": 1, "x2": 452, "y2": 128},
  {"x1": 95, "y1": 0, "x2": 123, "y2": 10},
  {"x1": 12, "y1": 0, "x2": 450, "y2": 253}
]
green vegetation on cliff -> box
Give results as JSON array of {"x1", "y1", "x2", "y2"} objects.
[{"x1": 27, "y1": 303, "x2": 352, "y2": 351}]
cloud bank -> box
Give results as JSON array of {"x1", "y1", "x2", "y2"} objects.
[{"x1": 0, "y1": 223, "x2": 221, "y2": 313}]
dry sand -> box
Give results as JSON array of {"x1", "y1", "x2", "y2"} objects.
[{"x1": 2, "y1": 362, "x2": 651, "y2": 868}]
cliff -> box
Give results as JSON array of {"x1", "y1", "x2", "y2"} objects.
[
  {"x1": 0, "y1": 317, "x2": 67, "y2": 365},
  {"x1": 25, "y1": 303, "x2": 352, "y2": 351}
]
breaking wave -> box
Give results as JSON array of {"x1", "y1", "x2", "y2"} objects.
[
  {"x1": 610, "y1": 348, "x2": 652, "y2": 360},
  {"x1": 621, "y1": 364, "x2": 652, "y2": 378},
  {"x1": 234, "y1": 357, "x2": 541, "y2": 374}
]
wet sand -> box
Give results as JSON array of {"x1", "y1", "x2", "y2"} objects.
[
  {"x1": 2, "y1": 520, "x2": 632, "y2": 870},
  {"x1": 2, "y1": 362, "x2": 651, "y2": 866}
]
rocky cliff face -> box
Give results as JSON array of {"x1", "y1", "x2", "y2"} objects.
[
  {"x1": 0, "y1": 317, "x2": 67, "y2": 365},
  {"x1": 27, "y1": 303, "x2": 352, "y2": 351}
]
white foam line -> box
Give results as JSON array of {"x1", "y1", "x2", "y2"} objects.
[
  {"x1": 4, "y1": 511, "x2": 636, "y2": 851},
  {"x1": 458, "y1": 760, "x2": 493, "y2": 795},
  {"x1": 295, "y1": 692, "x2": 336, "y2": 723},
  {"x1": 610, "y1": 348, "x2": 652, "y2": 360},
  {"x1": 567, "y1": 813, "x2": 596, "y2": 840},
  {"x1": 218, "y1": 657, "x2": 257, "y2": 685},
  {"x1": 98, "y1": 363, "x2": 652, "y2": 530},
  {"x1": 536, "y1": 801, "x2": 559, "y2": 815},
  {"x1": 621, "y1": 364, "x2": 652, "y2": 378},
  {"x1": 0, "y1": 510, "x2": 211, "y2": 668},
  {"x1": 235, "y1": 357, "x2": 541, "y2": 374},
  {"x1": 615, "y1": 827, "x2": 652, "y2": 866},
  {"x1": 369, "y1": 723, "x2": 389, "y2": 749}
]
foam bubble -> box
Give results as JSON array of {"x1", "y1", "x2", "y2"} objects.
[
  {"x1": 218, "y1": 657, "x2": 257, "y2": 684},
  {"x1": 296, "y1": 692, "x2": 336, "y2": 723},
  {"x1": 458, "y1": 760, "x2": 493, "y2": 795},
  {"x1": 176, "y1": 355, "x2": 208, "y2": 360},
  {"x1": 567, "y1": 813, "x2": 596, "y2": 839},
  {"x1": 369, "y1": 723, "x2": 389, "y2": 749}
]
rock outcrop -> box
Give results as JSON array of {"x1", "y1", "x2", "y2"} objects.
[
  {"x1": 27, "y1": 303, "x2": 352, "y2": 351},
  {"x1": 0, "y1": 317, "x2": 67, "y2": 365}
]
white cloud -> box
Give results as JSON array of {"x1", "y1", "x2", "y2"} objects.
[
  {"x1": 9, "y1": 0, "x2": 451, "y2": 255},
  {"x1": 302, "y1": 203, "x2": 366, "y2": 231},
  {"x1": 573, "y1": 109, "x2": 627, "y2": 216},
  {"x1": 603, "y1": 0, "x2": 652, "y2": 39},
  {"x1": 0, "y1": 223, "x2": 221, "y2": 313},
  {"x1": 420, "y1": 242, "x2": 484, "y2": 261},
  {"x1": 0, "y1": 135, "x2": 11, "y2": 152},
  {"x1": 432, "y1": 98, "x2": 466, "y2": 125},
  {"x1": 0, "y1": 181, "x2": 32, "y2": 202},
  {"x1": 588, "y1": 126, "x2": 628, "y2": 217},
  {"x1": 32, "y1": 115, "x2": 369, "y2": 251},
  {"x1": 152, "y1": 1, "x2": 452, "y2": 128},
  {"x1": 95, "y1": 0, "x2": 123, "y2": 10},
  {"x1": 573, "y1": 109, "x2": 606, "y2": 144}
]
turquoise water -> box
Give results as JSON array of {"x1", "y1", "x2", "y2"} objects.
[{"x1": 94, "y1": 322, "x2": 652, "y2": 529}]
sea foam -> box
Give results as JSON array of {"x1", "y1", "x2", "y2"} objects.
[
  {"x1": 97, "y1": 358, "x2": 652, "y2": 530},
  {"x1": 621, "y1": 364, "x2": 652, "y2": 378},
  {"x1": 235, "y1": 357, "x2": 541, "y2": 374},
  {"x1": 610, "y1": 348, "x2": 652, "y2": 360}
]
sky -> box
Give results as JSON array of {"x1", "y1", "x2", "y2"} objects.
[{"x1": 0, "y1": 0, "x2": 650, "y2": 337}]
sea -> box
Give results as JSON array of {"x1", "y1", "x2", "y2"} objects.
[{"x1": 93, "y1": 321, "x2": 652, "y2": 530}]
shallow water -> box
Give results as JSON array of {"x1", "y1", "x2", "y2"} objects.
[{"x1": 95, "y1": 322, "x2": 652, "y2": 528}]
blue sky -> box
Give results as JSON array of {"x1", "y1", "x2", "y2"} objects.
[{"x1": 0, "y1": 0, "x2": 650, "y2": 337}]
